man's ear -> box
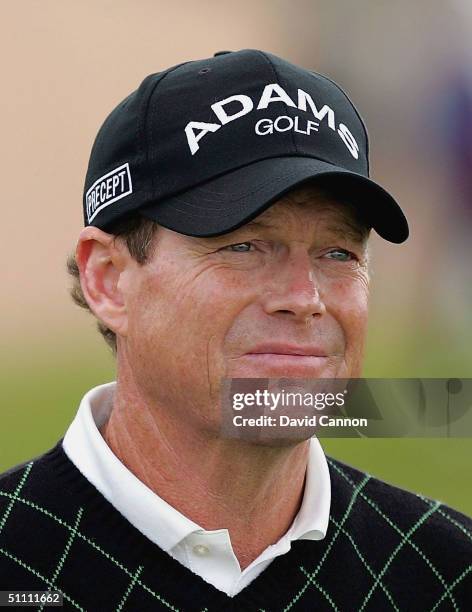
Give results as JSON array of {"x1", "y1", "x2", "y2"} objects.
[{"x1": 75, "y1": 227, "x2": 129, "y2": 338}]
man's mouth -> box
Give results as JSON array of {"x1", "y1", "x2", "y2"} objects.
[
  {"x1": 239, "y1": 343, "x2": 331, "y2": 374},
  {"x1": 244, "y1": 343, "x2": 328, "y2": 357}
]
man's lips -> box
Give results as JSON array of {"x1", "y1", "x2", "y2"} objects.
[
  {"x1": 239, "y1": 344, "x2": 331, "y2": 373},
  {"x1": 244, "y1": 343, "x2": 328, "y2": 357},
  {"x1": 239, "y1": 353, "x2": 330, "y2": 375}
]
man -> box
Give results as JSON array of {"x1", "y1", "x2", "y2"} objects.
[{"x1": 0, "y1": 49, "x2": 470, "y2": 610}]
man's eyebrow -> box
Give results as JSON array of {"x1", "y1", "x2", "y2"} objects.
[
  {"x1": 325, "y1": 223, "x2": 369, "y2": 243},
  {"x1": 209, "y1": 219, "x2": 278, "y2": 238},
  {"x1": 244, "y1": 219, "x2": 369, "y2": 242},
  {"x1": 243, "y1": 219, "x2": 277, "y2": 230},
  {"x1": 202, "y1": 218, "x2": 369, "y2": 242}
]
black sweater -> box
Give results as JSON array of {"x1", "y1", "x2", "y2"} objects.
[{"x1": 0, "y1": 438, "x2": 471, "y2": 611}]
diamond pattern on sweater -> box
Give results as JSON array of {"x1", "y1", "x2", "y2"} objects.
[{"x1": 0, "y1": 441, "x2": 471, "y2": 611}]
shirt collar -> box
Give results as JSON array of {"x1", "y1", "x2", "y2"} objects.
[{"x1": 62, "y1": 381, "x2": 331, "y2": 551}]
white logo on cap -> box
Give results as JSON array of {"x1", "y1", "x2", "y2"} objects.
[
  {"x1": 86, "y1": 163, "x2": 133, "y2": 223},
  {"x1": 184, "y1": 83, "x2": 359, "y2": 159}
]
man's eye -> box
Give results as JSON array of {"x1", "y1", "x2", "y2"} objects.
[
  {"x1": 223, "y1": 242, "x2": 254, "y2": 252},
  {"x1": 325, "y1": 249, "x2": 355, "y2": 261}
]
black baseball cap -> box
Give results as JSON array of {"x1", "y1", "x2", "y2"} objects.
[{"x1": 83, "y1": 49, "x2": 409, "y2": 243}]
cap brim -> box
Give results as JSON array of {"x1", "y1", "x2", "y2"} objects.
[{"x1": 140, "y1": 156, "x2": 409, "y2": 243}]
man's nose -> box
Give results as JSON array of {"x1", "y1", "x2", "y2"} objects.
[{"x1": 262, "y1": 249, "x2": 326, "y2": 322}]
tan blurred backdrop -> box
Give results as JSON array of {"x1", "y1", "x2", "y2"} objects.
[{"x1": 1, "y1": 1, "x2": 471, "y2": 513}]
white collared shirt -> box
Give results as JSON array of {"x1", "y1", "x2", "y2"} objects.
[{"x1": 62, "y1": 382, "x2": 331, "y2": 596}]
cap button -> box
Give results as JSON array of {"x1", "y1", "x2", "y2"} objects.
[{"x1": 213, "y1": 50, "x2": 232, "y2": 56}]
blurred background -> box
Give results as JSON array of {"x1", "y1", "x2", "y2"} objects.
[{"x1": 1, "y1": 1, "x2": 471, "y2": 514}]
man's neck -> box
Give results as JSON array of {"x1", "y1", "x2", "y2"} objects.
[{"x1": 100, "y1": 386, "x2": 310, "y2": 570}]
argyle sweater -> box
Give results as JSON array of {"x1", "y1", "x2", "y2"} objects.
[{"x1": 0, "y1": 440, "x2": 471, "y2": 612}]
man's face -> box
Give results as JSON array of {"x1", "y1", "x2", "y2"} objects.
[{"x1": 119, "y1": 185, "x2": 370, "y2": 427}]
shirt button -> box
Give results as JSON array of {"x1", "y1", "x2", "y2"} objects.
[{"x1": 192, "y1": 544, "x2": 210, "y2": 556}]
